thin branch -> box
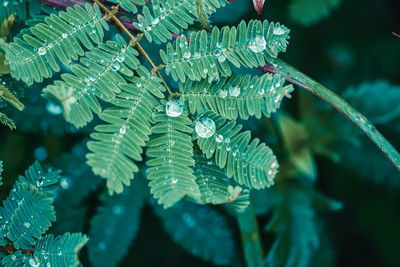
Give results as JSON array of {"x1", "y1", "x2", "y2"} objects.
[
  {"x1": 90, "y1": 0, "x2": 174, "y2": 97},
  {"x1": 260, "y1": 59, "x2": 400, "y2": 172}
]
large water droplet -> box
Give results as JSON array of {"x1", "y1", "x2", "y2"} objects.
[
  {"x1": 24, "y1": 222, "x2": 31, "y2": 228},
  {"x1": 166, "y1": 99, "x2": 184, "y2": 117},
  {"x1": 195, "y1": 117, "x2": 216, "y2": 138},
  {"x1": 249, "y1": 35, "x2": 266, "y2": 53},
  {"x1": 215, "y1": 134, "x2": 223, "y2": 143},
  {"x1": 171, "y1": 177, "x2": 178, "y2": 184}
]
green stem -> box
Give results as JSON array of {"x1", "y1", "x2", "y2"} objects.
[
  {"x1": 237, "y1": 204, "x2": 264, "y2": 267},
  {"x1": 261, "y1": 58, "x2": 400, "y2": 171}
]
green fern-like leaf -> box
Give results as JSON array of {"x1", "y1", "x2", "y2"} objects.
[
  {"x1": 153, "y1": 200, "x2": 234, "y2": 265},
  {"x1": 33, "y1": 233, "x2": 88, "y2": 266},
  {"x1": 42, "y1": 34, "x2": 139, "y2": 128},
  {"x1": 146, "y1": 103, "x2": 200, "y2": 208},
  {"x1": 0, "y1": 183, "x2": 56, "y2": 250},
  {"x1": 108, "y1": 0, "x2": 145, "y2": 13},
  {"x1": 160, "y1": 20, "x2": 290, "y2": 82},
  {"x1": 192, "y1": 148, "x2": 248, "y2": 207},
  {"x1": 135, "y1": 0, "x2": 227, "y2": 44},
  {"x1": 88, "y1": 178, "x2": 145, "y2": 267},
  {"x1": 195, "y1": 111, "x2": 279, "y2": 189},
  {"x1": 21, "y1": 161, "x2": 62, "y2": 198},
  {"x1": 180, "y1": 73, "x2": 293, "y2": 120},
  {"x1": 289, "y1": 0, "x2": 342, "y2": 26},
  {"x1": 87, "y1": 67, "x2": 165, "y2": 194},
  {"x1": 2, "y1": 250, "x2": 28, "y2": 267},
  {"x1": 1, "y1": 4, "x2": 109, "y2": 85}
]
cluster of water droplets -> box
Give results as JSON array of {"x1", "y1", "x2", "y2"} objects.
[
  {"x1": 195, "y1": 117, "x2": 216, "y2": 138},
  {"x1": 166, "y1": 99, "x2": 184, "y2": 117}
]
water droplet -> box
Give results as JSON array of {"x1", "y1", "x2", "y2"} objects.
[
  {"x1": 215, "y1": 134, "x2": 223, "y2": 143},
  {"x1": 166, "y1": 99, "x2": 184, "y2": 117},
  {"x1": 116, "y1": 54, "x2": 125, "y2": 63},
  {"x1": 171, "y1": 177, "x2": 178, "y2": 184},
  {"x1": 258, "y1": 88, "x2": 265, "y2": 95},
  {"x1": 219, "y1": 89, "x2": 227, "y2": 98},
  {"x1": 24, "y1": 222, "x2": 31, "y2": 228},
  {"x1": 38, "y1": 47, "x2": 46, "y2": 55},
  {"x1": 57, "y1": 251, "x2": 62, "y2": 256},
  {"x1": 270, "y1": 161, "x2": 278, "y2": 169},
  {"x1": 62, "y1": 33, "x2": 67, "y2": 38},
  {"x1": 29, "y1": 258, "x2": 40, "y2": 267},
  {"x1": 184, "y1": 51, "x2": 191, "y2": 59},
  {"x1": 3, "y1": 1, "x2": 9, "y2": 7},
  {"x1": 195, "y1": 117, "x2": 216, "y2": 138},
  {"x1": 120, "y1": 124, "x2": 127, "y2": 134},
  {"x1": 11, "y1": 255, "x2": 16, "y2": 261},
  {"x1": 152, "y1": 18, "x2": 160, "y2": 25},
  {"x1": 229, "y1": 86, "x2": 240, "y2": 97},
  {"x1": 111, "y1": 62, "x2": 120, "y2": 71},
  {"x1": 249, "y1": 35, "x2": 266, "y2": 53}
]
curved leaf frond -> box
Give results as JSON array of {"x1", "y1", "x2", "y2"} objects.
[
  {"x1": 42, "y1": 34, "x2": 139, "y2": 128},
  {"x1": 87, "y1": 67, "x2": 165, "y2": 194},
  {"x1": 33, "y1": 233, "x2": 88, "y2": 266},
  {"x1": 1, "y1": 4, "x2": 109, "y2": 85},
  {"x1": 195, "y1": 111, "x2": 279, "y2": 189},
  {"x1": 180, "y1": 73, "x2": 293, "y2": 120},
  {"x1": 108, "y1": 0, "x2": 146, "y2": 13},
  {"x1": 135, "y1": 0, "x2": 227, "y2": 44},
  {"x1": 0, "y1": 183, "x2": 56, "y2": 250},
  {"x1": 160, "y1": 20, "x2": 290, "y2": 82},
  {"x1": 192, "y1": 149, "x2": 249, "y2": 209},
  {"x1": 146, "y1": 104, "x2": 200, "y2": 208}
]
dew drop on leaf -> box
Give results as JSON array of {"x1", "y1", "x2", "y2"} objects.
[
  {"x1": 229, "y1": 86, "x2": 240, "y2": 97},
  {"x1": 195, "y1": 117, "x2": 216, "y2": 138},
  {"x1": 111, "y1": 62, "x2": 120, "y2": 71},
  {"x1": 249, "y1": 35, "x2": 266, "y2": 53},
  {"x1": 38, "y1": 47, "x2": 46, "y2": 55},
  {"x1": 166, "y1": 99, "x2": 184, "y2": 117}
]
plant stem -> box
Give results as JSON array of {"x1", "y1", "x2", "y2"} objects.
[
  {"x1": 261, "y1": 58, "x2": 400, "y2": 172},
  {"x1": 237, "y1": 204, "x2": 264, "y2": 267},
  {"x1": 90, "y1": 0, "x2": 174, "y2": 97}
]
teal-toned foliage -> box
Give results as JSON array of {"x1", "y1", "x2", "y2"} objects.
[
  {"x1": 0, "y1": 0, "x2": 399, "y2": 266},
  {"x1": 0, "y1": 161, "x2": 87, "y2": 266}
]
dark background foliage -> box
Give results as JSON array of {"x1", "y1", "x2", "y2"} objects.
[{"x1": 0, "y1": 0, "x2": 399, "y2": 266}]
